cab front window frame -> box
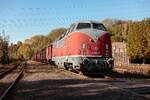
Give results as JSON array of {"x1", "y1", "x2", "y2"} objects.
[{"x1": 76, "y1": 23, "x2": 91, "y2": 30}]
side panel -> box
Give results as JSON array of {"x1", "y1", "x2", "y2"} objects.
[
  {"x1": 52, "y1": 32, "x2": 112, "y2": 57},
  {"x1": 52, "y1": 56, "x2": 82, "y2": 67},
  {"x1": 36, "y1": 51, "x2": 41, "y2": 62},
  {"x1": 41, "y1": 48, "x2": 46, "y2": 62},
  {"x1": 46, "y1": 45, "x2": 52, "y2": 61}
]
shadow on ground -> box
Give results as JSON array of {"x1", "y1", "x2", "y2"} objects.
[
  {"x1": 85, "y1": 70, "x2": 150, "y2": 79},
  {"x1": 1, "y1": 78, "x2": 149, "y2": 100},
  {"x1": 107, "y1": 70, "x2": 150, "y2": 79}
]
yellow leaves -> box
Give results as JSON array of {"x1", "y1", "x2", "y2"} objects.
[
  {"x1": 17, "y1": 44, "x2": 33, "y2": 60},
  {"x1": 127, "y1": 19, "x2": 150, "y2": 60}
]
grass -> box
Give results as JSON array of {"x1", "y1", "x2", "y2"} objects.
[
  {"x1": 114, "y1": 65, "x2": 150, "y2": 76},
  {"x1": 105, "y1": 70, "x2": 150, "y2": 79}
]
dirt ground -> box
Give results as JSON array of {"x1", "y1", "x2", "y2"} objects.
[
  {"x1": 114, "y1": 65, "x2": 150, "y2": 75},
  {"x1": 1, "y1": 61, "x2": 150, "y2": 100}
]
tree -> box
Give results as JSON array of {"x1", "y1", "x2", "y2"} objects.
[
  {"x1": 0, "y1": 31, "x2": 9, "y2": 64},
  {"x1": 127, "y1": 21, "x2": 149, "y2": 63},
  {"x1": 101, "y1": 19, "x2": 124, "y2": 28},
  {"x1": 29, "y1": 35, "x2": 49, "y2": 52},
  {"x1": 17, "y1": 41, "x2": 22, "y2": 46},
  {"x1": 47, "y1": 28, "x2": 67, "y2": 42},
  {"x1": 142, "y1": 18, "x2": 150, "y2": 59},
  {"x1": 17, "y1": 44, "x2": 33, "y2": 60},
  {"x1": 9, "y1": 44, "x2": 18, "y2": 61},
  {"x1": 104, "y1": 19, "x2": 129, "y2": 42},
  {"x1": 24, "y1": 39, "x2": 32, "y2": 44},
  {"x1": 108, "y1": 23, "x2": 127, "y2": 42}
]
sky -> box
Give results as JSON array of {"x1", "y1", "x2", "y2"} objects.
[{"x1": 0, "y1": 0, "x2": 150, "y2": 43}]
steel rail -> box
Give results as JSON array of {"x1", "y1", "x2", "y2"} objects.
[{"x1": 0, "y1": 65, "x2": 24, "y2": 100}]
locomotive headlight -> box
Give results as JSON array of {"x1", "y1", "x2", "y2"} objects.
[
  {"x1": 95, "y1": 59, "x2": 98, "y2": 64},
  {"x1": 89, "y1": 39, "x2": 94, "y2": 43},
  {"x1": 81, "y1": 43, "x2": 87, "y2": 55},
  {"x1": 82, "y1": 43, "x2": 86, "y2": 49}
]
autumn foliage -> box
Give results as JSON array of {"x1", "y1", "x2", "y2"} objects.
[
  {"x1": 9, "y1": 28, "x2": 66, "y2": 61},
  {"x1": 103, "y1": 18, "x2": 150, "y2": 63},
  {"x1": 0, "y1": 32, "x2": 9, "y2": 64}
]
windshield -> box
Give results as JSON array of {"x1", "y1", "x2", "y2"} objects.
[
  {"x1": 76, "y1": 23, "x2": 91, "y2": 29},
  {"x1": 93, "y1": 23, "x2": 107, "y2": 31}
]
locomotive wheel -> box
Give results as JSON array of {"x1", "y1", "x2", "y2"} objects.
[
  {"x1": 80, "y1": 59, "x2": 90, "y2": 73},
  {"x1": 49, "y1": 60, "x2": 55, "y2": 66},
  {"x1": 65, "y1": 66, "x2": 69, "y2": 70},
  {"x1": 49, "y1": 59, "x2": 52, "y2": 65},
  {"x1": 69, "y1": 66, "x2": 74, "y2": 71},
  {"x1": 64, "y1": 62, "x2": 69, "y2": 70},
  {"x1": 80, "y1": 64, "x2": 87, "y2": 73},
  {"x1": 64, "y1": 62, "x2": 74, "y2": 71}
]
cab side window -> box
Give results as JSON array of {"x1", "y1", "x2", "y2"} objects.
[
  {"x1": 69, "y1": 24, "x2": 75, "y2": 33},
  {"x1": 65, "y1": 24, "x2": 75, "y2": 36}
]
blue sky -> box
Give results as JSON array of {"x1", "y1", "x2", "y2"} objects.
[{"x1": 0, "y1": 0, "x2": 150, "y2": 43}]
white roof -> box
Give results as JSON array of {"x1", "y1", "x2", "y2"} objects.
[{"x1": 74, "y1": 20, "x2": 102, "y2": 24}]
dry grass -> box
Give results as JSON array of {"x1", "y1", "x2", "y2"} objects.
[
  {"x1": 114, "y1": 64, "x2": 150, "y2": 75},
  {"x1": 56, "y1": 68, "x2": 88, "y2": 80}
]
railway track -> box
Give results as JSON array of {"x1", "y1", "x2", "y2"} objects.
[
  {"x1": 0, "y1": 65, "x2": 18, "y2": 79},
  {"x1": 0, "y1": 63, "x2": 25, "y2": 100}
]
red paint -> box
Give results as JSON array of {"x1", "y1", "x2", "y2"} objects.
[
  {"x1": 46, "y1": 45, "x2": 52, "y2": 61},
  {"x1": 34, "y1": 32, "x2": 112, "y2": 62},
  {"x1": 51, "y1": 32, "x2": 112, "y2": 57}
]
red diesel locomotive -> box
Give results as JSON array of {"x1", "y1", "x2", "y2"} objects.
[{"x1": 35, "y1": 20, "x2": 114, "y2": 73}]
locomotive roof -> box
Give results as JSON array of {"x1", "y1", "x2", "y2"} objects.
[
  {"x1": 74, "y1": 20, "x2": 102, "y2": 24},
  {"x1": 52, "y1": 20, "x2": 105, "y2": 43}
]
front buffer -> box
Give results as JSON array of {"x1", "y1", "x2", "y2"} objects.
[{"x1": 80, "y1": 57, "x2": 114, "y2": 73}]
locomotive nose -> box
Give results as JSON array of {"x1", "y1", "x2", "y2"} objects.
[
  {"x1": 87, "y1": 32, "x2": 109, "y2": 55},
  {"x1": 88, "y1": 31, "x2": 108, "y2": 44}
]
